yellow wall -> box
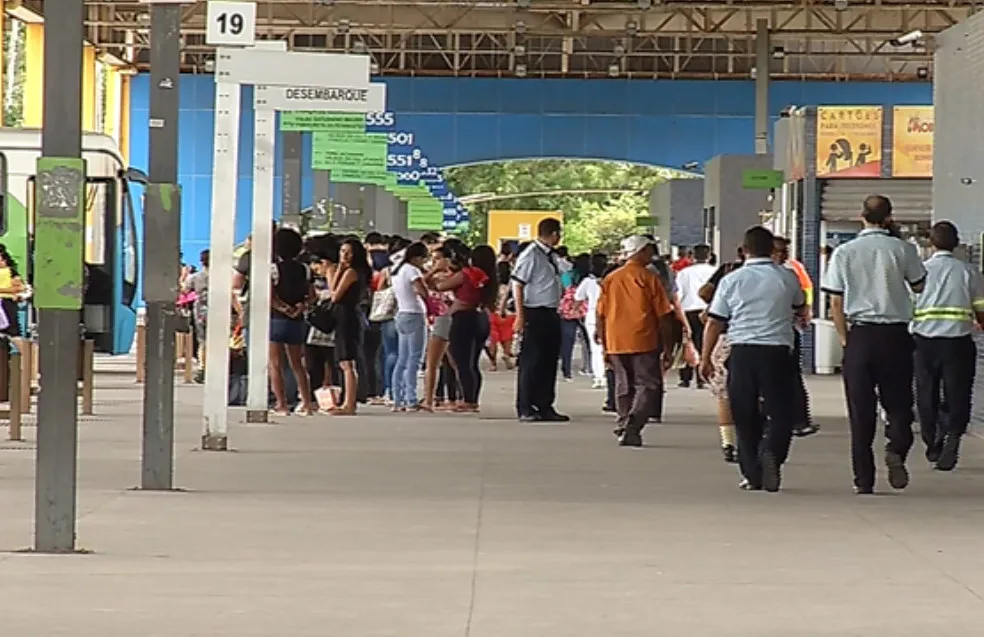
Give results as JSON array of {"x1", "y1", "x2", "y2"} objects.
[
  {"x1": 23, "y1": 23, "x2": 44, "y2": 128},
  {"x1": 119, "y1": 74, "x2": 131, "y2": 163},
  {"x1": 82, "y1": 45, "x2": 97, "y2": 131},
  {"x1": 487, "y1": 210, "x2": 563, "y2": 249},
  {"x1": 21, "y1": 25, "x2": 99, "y2": 131}
]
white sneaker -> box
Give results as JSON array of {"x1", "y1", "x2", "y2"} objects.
[{"x1": 591, "y1": 379, "x2": 606, "y2": 389}]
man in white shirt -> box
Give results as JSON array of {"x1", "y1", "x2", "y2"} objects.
[{"x1": 675, "y1": 243, "x2": 716, "y2": 388}]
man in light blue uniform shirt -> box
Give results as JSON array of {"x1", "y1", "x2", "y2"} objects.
[
  {"x1": 911, "y1": 221, "x2": 984, "y2": 471},
  {"x1": 821, "y1": 195, "x2": 926, "y2": 494},
  {"x1": 700, "y1": 226, "x2": 807, "y2": 493}
]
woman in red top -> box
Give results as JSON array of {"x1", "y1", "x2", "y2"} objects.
[{"x1": 434, "y1": 244, "x2": 497, "y2": 412}]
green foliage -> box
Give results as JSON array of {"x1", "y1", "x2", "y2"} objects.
[
  {"x1": 2, "y1": 21, "x2": 25, "y2": 127},
  {"x1": 445, "y1": 159, "x2": 696, "y2": 251}
]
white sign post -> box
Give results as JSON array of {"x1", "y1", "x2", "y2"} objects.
[{"x1": 201, "y1": 31, "x2": 373, "y2": 446}]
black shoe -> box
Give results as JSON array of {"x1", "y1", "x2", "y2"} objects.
[
  {"x1": 792, "y1": 423, "x2": 820, "y2": 437},
  {"x1": 648, "y1": 416, "x2": 662, "y2": 424},
  {"x1": 602, "y1": 405, "x2": 616, "y2": 413},
  {"x1": 722, "y1": 445, "x2": 737, "y2": 463},
  {"x1": 518, "y1": 413, "x2": 543, "y2": 423},
  {"x1": 885, "y1": 449, "x2": 910, "y2": 490},
  {"x1": 738, "y1": 479, "x2": 762, "y2": 491},
  {"x1": 853, "y1": 485, "x2": 874, "y2": 495},
  {"x1": 678, "y1": 381, "x2": 690, "y2": 388},
  {"x1": 935, "y1": 435, "x2": 961, "y2": 472},
  {"x1": 618, "y1": 430, "x2": 643, "y2": 447},
  {"x1": 613, "y1": 426, "x2": 625, "y2": 438},
  {"x1": 926, "y1": 441, "x2": 943, "y2": 464},
  {"x1": 696, "y1": 382, "x2": 706, "y2": 390},
  {"x1": 540, "y1": 411, "x2": 570, "y2": 423},
  {"x1": 760, "y1": 450, "x2": 781, "y2": 493}
]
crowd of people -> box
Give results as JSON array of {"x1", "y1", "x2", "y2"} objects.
[{"x1": 176, "y1": 194, "x2": 982, "y2": 496}]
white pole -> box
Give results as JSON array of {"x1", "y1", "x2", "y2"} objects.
[
  {"x1": 246, "y1": 100, "x2": 275, "y2": 421},
  {"x1": 201, "y1": 77, "x2": 241, "y2": 451}
]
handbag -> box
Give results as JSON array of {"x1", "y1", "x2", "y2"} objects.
[
  {"x1": 368, "y1": 287, "x2": 396, "y2": 322},
  {"x1": 307, "y1": 299, "x2": 338, "y2": 335}
]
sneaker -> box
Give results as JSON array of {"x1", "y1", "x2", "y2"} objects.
[
  {"x1": 884, "y1": 449, "x2": 910, "y2": 490},
  {"x1": 591, "y1": 379, "x2": 606, "y2": 389},
  {"x1": 618, "y1": 430, "x2": 643, "y2": 447},
  {"x1": 738, "y1": 478, "x2": 762, "y2": 491}
]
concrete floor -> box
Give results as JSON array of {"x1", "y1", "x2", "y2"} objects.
[{"x1": 0, "y1": 371, "x2": 982, "y2": 636}]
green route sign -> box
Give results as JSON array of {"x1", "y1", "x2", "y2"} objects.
[{"x1": 742, "y1": 169, "x2": 784, "y2": 190}]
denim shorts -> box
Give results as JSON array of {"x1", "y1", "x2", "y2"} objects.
[
  {"x1": 431, "y1": 314, "x2": 452, "y2": 341},
  {"x1": 270, "y1": 317, "x2": 307, "y2": 345}
]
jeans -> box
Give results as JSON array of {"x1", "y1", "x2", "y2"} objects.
[
  {"x1": 560, "y1": 318, "x2": 581, "y2": 379},
  {"x1": 380, "y1": 319, "x2": 398, "y2": 400},
  {"x1": 449, "y1": 310, "x2": 490, "y2": 404},
  {"x1": 392, "y1": 312, "x2": 426, "y2": 407}
]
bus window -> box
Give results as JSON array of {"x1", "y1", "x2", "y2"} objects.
[{"x1": 120, "y1": 179, "x2": 138, "y2": 307}]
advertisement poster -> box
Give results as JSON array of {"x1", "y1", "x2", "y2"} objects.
[
  {"x1": 892, "y1": 106, "x2": 934, "y2": 177},
  {"x1": 816, "y1": 106, "x2": 883, "y2": 178}
]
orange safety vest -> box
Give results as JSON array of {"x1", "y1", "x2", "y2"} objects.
[{"x1": 787, "y1": 258, "x2": 813, "y2": 306}]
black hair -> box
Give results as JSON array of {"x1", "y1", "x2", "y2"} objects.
[
  {"x1": 365, "y1": 231, "x2": 384, "y2": 245},
  {"x1": 930, "y1": 221, "x2": 960, "y2": 251},
  {"x1": 342, "y1": 237, "x2": 373, "y2": 280},
  {"x1": 500, "y1": 243, "x2": 513, "y2": 257},
  {"x1": 496, "y1": 261, "x2": 512, "y2": 286},
  {"x1": 572, "y1": 253, "x2": 591, "y2": 279},
  {"x1": 862, "y1": 195, "x2": 893, "y2": 226},
  {"x1": 307, "y1": 234, "x2": 341, "y2": 264},
  {"x1": 590, "y1": 253, "x2": 608, "y2": 278},
  {"x1": 537, "y1": 217, "x2": 562, "y2": 239},
  {"x1": 393, "y1": 241, "x2": 429, "y2": 276},
  {"x1": 199, "y1": 249, "x2": 210, "y2": 268},
  {"x1": 419, "y1": 232, "x2": 442, "y2": 245},
  {"x1": 555, "y1": 246, "x2": 570, "y2": 259},
  {"x1": 516, "y1": 241, "x2": 532, "y2": 256},
  {"x1": 743, "y1": 226, "x2": 776, "y2": 258},
  {"x1": 273, "y1": 227, "x2": 304, "y2": 261},
  {"x1": 692, "y1": 244, "x2": 712, "y2": 261},
  {"x1": 390, "y1": 237, "x2": 411, "y2": 254},
  {"x1": 470, "y1": 245, "x2": 499, "y2": 309}
]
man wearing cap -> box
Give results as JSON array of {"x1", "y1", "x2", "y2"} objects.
[
  {"x1": 822, "y1": 195, "x2": 926, "y2": 494},
  {"x1": 512, "y1": 217, "x2": 571, "y2": 423},
  {"x1": 700, "y1": 226, "x2": 806, "y2": 492},
  {"x1": 596, "y1": 235, "x2": 675, "y2": 447},
  {"x1": 911, "y1": 221, "x2": 984, "y2": 471}
]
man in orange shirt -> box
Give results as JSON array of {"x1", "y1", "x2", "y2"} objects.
[{"x1": 596, "y1": 235, "x2": 675, "y2": 447}]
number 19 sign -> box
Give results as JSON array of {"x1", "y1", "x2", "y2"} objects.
[{"x1": 206, "y1": 1, "x2": 257, "y2": 47}]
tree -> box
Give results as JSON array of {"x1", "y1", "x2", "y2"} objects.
[{"x1": 445, "y1": 159, "x2": 696, "y2": 250}]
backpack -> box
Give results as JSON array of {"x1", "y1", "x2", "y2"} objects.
[{"x1": 558, "y1": 285, "x2": 586, "y2": 320}]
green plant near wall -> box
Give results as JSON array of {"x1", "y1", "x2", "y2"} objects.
[{"x1": 445, "y1": 159, "x2": 691, "y2": 252}]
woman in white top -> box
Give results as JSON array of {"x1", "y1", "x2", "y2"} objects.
[
  {"x1": 390, "y1": 241, "x2": 430, "y2": 411},
  {"x1": 575, "y1": 254, "x2": 609, "y2": 389}
]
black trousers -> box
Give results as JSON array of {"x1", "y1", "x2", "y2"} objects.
[
  {"x1": 914, "y1": 334, "x2": 977, "y2": 448},
  {"x1": 842, "y1": 323, "x2": 915, "y2": 489},
  {"x1": 727, "y1": 344, "x2": 797, "y2": 486},
  {"x1": 516, "y1": 307, "x2": 561, "y2": 417},
  {"x1": 449, "y1": 310, "x2": 489, "y2": 404},
  {"x1": 679, "y1": 310, "x2": 705, "y2": 384}
]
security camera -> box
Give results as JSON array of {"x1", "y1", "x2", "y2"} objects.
[{"x1": 889, "y1": 30, "x2": 923, "y2": 47}]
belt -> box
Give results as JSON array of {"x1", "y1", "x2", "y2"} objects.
[{"x1": 849, "y1": 321, "x2": 908, "y2": 327}]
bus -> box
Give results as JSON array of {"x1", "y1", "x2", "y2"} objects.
[{"x1": 0, "y1": 129, "x2": 143, "y2": 354}]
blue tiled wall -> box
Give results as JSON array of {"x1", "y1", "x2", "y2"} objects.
[{"x1": 129, "y1": 75, "x2": 931, "y2": 258}]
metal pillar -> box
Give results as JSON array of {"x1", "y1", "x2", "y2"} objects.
[
  {"x1": 375, "y1": 189, "x2": 399, "y2": 234},
  {"x1": 281, "y1": 131, "x2": 302, "y2": 227},
  {"x1": 34, "y1": 0, "x2": 85, "y2": 553},
  {"x1": 754, "y1": 18, "x2": 770, "y2": 155},
  {"x1": 362, "y1": 185, "x2": 378, "y2": 232},
  {"x1": 313, "y1": 170, "x2": 331, "y2": 228},
  {"x1": 395, "y1": 199, "x2": 409, "y2": 237},
  {"x1": 141, "y1": 3, "x2": 182, "y2": 491}
]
